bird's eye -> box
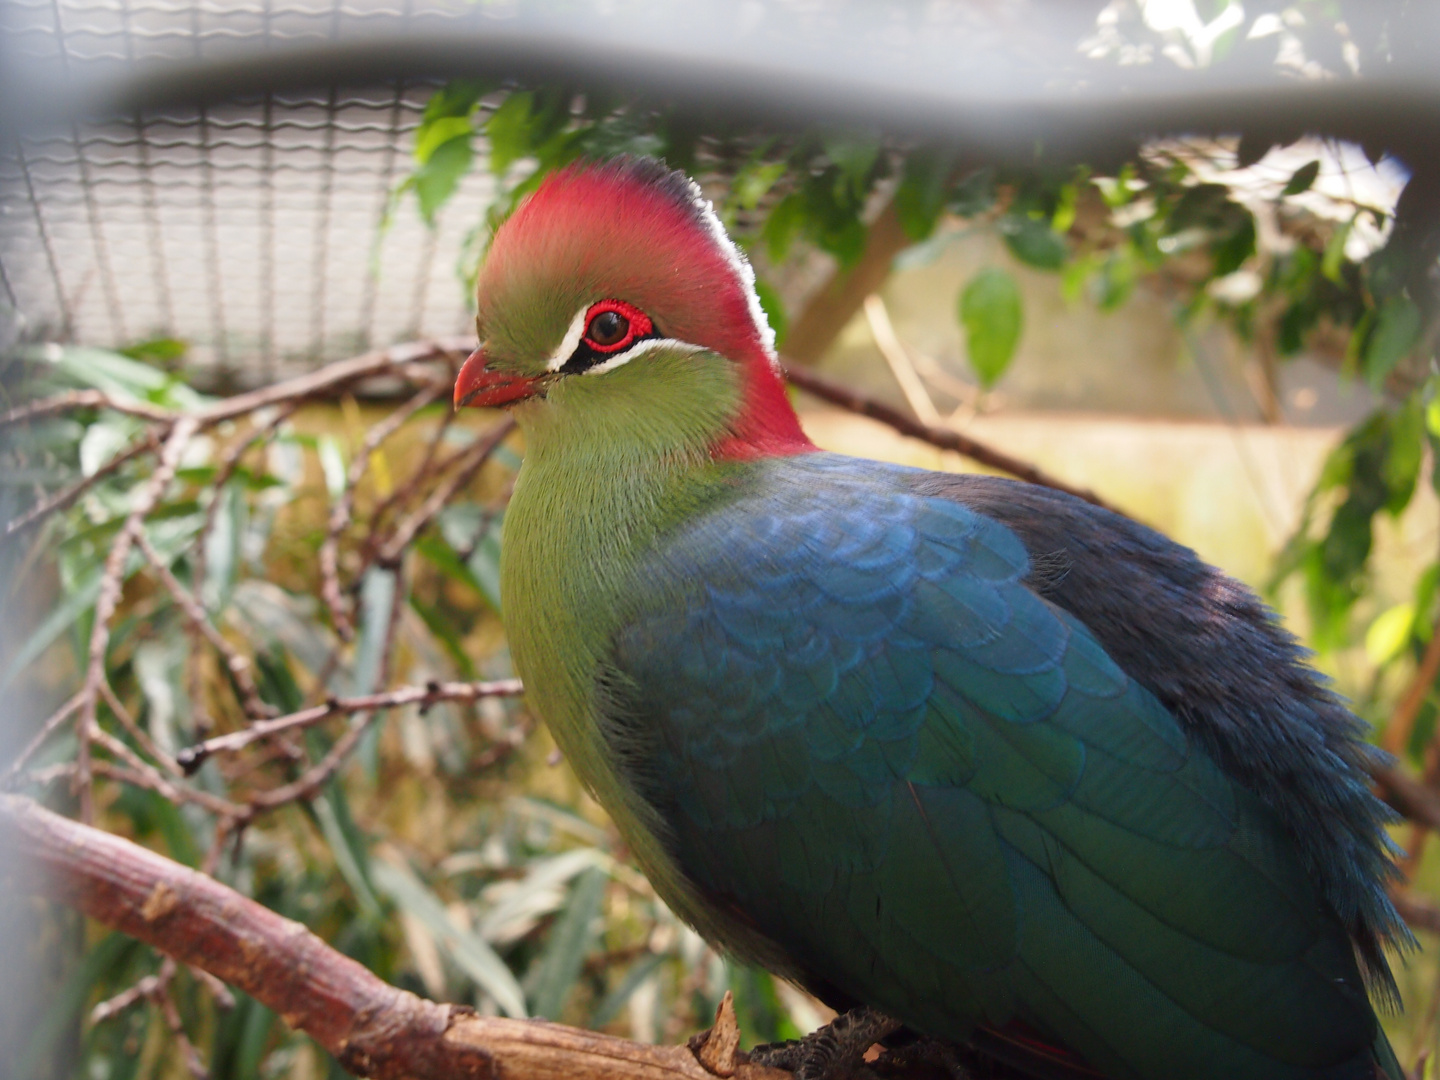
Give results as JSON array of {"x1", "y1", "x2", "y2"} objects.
[{"x1": 587, "y1": 310, "x2": 629, "y2": 348}]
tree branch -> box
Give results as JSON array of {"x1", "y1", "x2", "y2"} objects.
[
  {"x1": 782, "y1": 363, "x2": 1118, "y2": 513},
  {"x1": 175, "y1": 679, "x2": 525, "y2": 772},
  {"x1": 1, "y1": 793, "x2": 788, "y2": 1080}
]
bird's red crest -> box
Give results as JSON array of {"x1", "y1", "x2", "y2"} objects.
[{"x1": 481, "y1": 158, "x2": 814, "y2": 460}]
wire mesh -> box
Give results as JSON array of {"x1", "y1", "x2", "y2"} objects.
[{"x1": 0, "y1": 0, "x2": 495, "y2": 387}]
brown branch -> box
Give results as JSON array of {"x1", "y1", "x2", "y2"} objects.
[
  {"x1": 1, "y1": 793, "x2": 788, "y2": 1080},
  {"x1": 0, "y1": 389, "x2": 176, "y2": 428},
  {"x1": 1382, "y1": 625, "x2": 1440, "y2": 757},
  {"x1": 5, "y1": 430, "x2": 161, "y2": 538},
  {"x1": 782, "y1": 199, "x2": 912, "y2": 367},
  {"x1": 1372, "y1": 764, "x2": 1440, "y2": 834},
  {"x1": 99, "y1": 681, "x2": 182, "y2": 777},
  {"x1": 75, "y1": 417, "x2": 199, "y2": 823},
  {"x1": 193, "y1": 339, "x2": 467, "y2": 426},
  {"x1": 6, "y1": 339, "x2": 467, "y2": 435},
  {"x1": 782, "y1": 364, "x2": 1117, "y2": 513},
  {"x1": 176, "y1": 679, "x2": 525, "y2": 772}
]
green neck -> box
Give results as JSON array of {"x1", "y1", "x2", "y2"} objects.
[{"x1": 499, "y1": 350, "x2": 741, "y2": 893}]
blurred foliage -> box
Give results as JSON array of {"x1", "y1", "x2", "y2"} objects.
[
  {"x1": 3, "y1": 347, "x2": 819, "y2": 1079},
  {"x1": 9, "y1": 1, "x2": 1440, "y2": 1076}
]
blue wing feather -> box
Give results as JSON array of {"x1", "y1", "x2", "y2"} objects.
[{"x1": 605, "y1": 453, "x2": 1386, "y2": 1080}]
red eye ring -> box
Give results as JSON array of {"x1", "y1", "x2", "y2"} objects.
[{"x1": 583, "y1": 299, "x2": 653, "y2": 354}]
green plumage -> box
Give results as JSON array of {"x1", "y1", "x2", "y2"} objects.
[
  {"x1": 475, "y1": 157, "x2": 1404, "y2": 1080},
  {"x1": 499, "y1": 358, "x2": 1394, "y2": 1078}
]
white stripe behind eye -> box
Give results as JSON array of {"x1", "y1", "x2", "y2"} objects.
[
  {"x1": 546, "y1": 306, "x2": 590, "y2": 372},
  {"x1": 547, "y1": 302, "x2": 704, "y2": 376},
  {"x1": 583, "y1": 337, "x2": 704, "y2": 375}
]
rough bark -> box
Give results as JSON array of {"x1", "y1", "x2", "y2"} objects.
[{"x1": 0, "y1": 794, "x2": 787, "y2": 1080}]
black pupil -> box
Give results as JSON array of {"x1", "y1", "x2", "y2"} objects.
[{"x1": 588, "y1": 310, "x2": 628, "y2": 347}]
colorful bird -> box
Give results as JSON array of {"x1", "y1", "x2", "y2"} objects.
[{"x1": 453, "y1": 157, "x2": 1409, "y2": 1080}]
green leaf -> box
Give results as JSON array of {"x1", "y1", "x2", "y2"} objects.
[
  {"x1": 1367, "y1": 602, "x2": 1417, "y2": 666},
  {"x1": 1364, "y1": 296, "x2": 1422, "y2": 390},
  {"x1": 118, "y1": 337, "x2": 187, "y2": 364},
  {"x1": 999, "y1": 214, "x2": 1067, "y2": 270},
  {"x1": 372, "y1": 858, "x2": 528, "y2": 1017},
  {"x1": 821, "y1": 134, "x2": 880, "y2": 201},
  {"x1": 1211, "y1": 214, "x2": 1256, "y2": 276},
  {"x1": 731, "y1": 160, "x2": 785, "y2": 212},
  {"x1": 1281, "y1": 160, "x2": 1321, "y2": 197},
  {"x1": 1384, "y1": 396, "x2": 1424, "y2": 515},
  {"x1": 1098, "y1": 246, "x2": 1137, "y2": 310},
  {"x1": 1322, "y1": 212, "x2": 1357, "y2": 283},
  {"x1": 528, "y1": 866, "x2": 607, "y2": 1020},
  {"x1": 486, "y1": 91, "x2": 536, "y2": 176},
  {"x1": 313, "y1": 793, "x2": 384, "y2": 921},
  {"x1": 959, "y1": 268, "x2": 1024, "y2": 388},
  {"x1": 479, "y1": 849, "x2": 607, "y2": 944},
  {"x1": 411, "y1": 136, "x2": 473, "y2": 225},
  {"x1": 895, "y1": 147, "x2": 954, "y2": 242},
  {"x1": 414, "y1": 115, "x2": 475, "y2": 166},
  {"x1": 0, "y1": 555, "x2": 119, "y2": 689}
]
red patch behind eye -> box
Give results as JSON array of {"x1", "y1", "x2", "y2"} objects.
[{"x1": 583, "y1": 299, "x2": 653, "y2": 354}]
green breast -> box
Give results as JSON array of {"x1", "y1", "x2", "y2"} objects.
[{"x1": 498, "y1": 349, "x2": 750, "y2": 937}]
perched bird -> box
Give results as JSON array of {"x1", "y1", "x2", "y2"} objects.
[{"x1": 453, "y1": 156, "x2": 1409, "y2": 1080}]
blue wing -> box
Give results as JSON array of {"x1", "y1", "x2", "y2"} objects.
[{"x1": 606, "y1": 453, "x2": 1381, "y2": 1080}]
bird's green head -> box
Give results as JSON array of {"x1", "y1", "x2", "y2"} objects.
[{"x1": 454, "y1": 157, "x2": 812, "y2": 460}]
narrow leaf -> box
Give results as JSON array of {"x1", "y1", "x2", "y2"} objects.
[
  {"x1": 372, "y1": 859, "x2": 528, "y2": 1017},
  {"x1": 1281, "y1": 160, "x2": 1321, "y2": 197},
  {"x1": 1364, "y1": 296, "x2": 1422, "y2": 390},
  {"x1": 528, "y1": 866, "x2": 608, "y2": 1021}
]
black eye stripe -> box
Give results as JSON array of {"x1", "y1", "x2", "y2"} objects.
[{"x1": 559, "y1": 320, "x2": 663, "y2": 374}]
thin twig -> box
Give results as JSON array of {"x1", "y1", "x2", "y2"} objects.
[
  {"x1": 320, "y1": 384, "x2": 444, "y2": 641},
  {"x1": 185, "y1": 405, "x2": 299, "y2": 731},
  {"x1": 75, "y1": 417, "x2": 199, "y2": 824},
  {"x1": 1383, "y1": 624, "x2": 1440, "y2": 757},
  {"x1": 135, "y1": 531, "x2": 273, "y2": 721},
  {"x1": 0, "y1": 389, "x2": 176, "y2": 428},
  {"x1": 89, "y1": 726, "x2": 244, "y2": 818},
  {"x1": 99, "y1": 680, "x2": 182, "y2": 777},
  {"x1": 176, "y1": 679, "x2": 524, "y2": 770},
  {"x1": 193, "y1": 339, "x2": 466, "y2": 426},
  {"x1": 863, "y1": 294, "x2": 942, "y2": 427},
  {"x1": 4, "y1": 430, "x2": 162, "y2": 538},
  {"x1": 376, "y1": 418, "x2": 516, "y2": 566},
  {"x1": 782, "y1": 363, "x2": 1117, "y2": 513},
  {"x1": 2, "y1": 689, "x2": 85, "y2": 782},
  {"x1": 369, "y1": 394, "x2": 460, "y2": 535}
]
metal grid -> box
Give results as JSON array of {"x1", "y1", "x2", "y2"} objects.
[{"x1": 0, "y1": 0, "x2": 495, "y2": 386}]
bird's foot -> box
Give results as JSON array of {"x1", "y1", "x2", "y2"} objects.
[{"x1": 746, "y1": 1006, "x2": 902, "y2": 1080}]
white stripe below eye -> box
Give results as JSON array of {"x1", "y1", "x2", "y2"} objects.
[
  {"x1": 546, "y1": 306, "x2": 590, "y2": 372},
  {"x1": 583, "y1": 337, "x2": 704, "y2": 375}
]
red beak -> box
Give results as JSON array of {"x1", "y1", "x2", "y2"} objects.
[{"x1": 454, "y1": 347, "x2": 548, "y2": 409}]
